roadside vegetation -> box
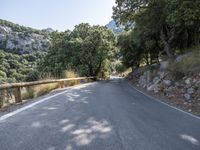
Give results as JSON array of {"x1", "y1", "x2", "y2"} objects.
[
  {"x1": 114, "y1": 0, "x2": 200, "y2": 69},
  {"x1": 0, "y1": 22, "x2": 117, "y2": 108},
  {"x1": 0, "y1": 23, "x2": 117, "y2": 84},
  {"x1": 0, "y1": 0, "x2": 199, "y2": 83},
  {"x1": 0, "y1": 0, "x2": 199, "y2": 112},
  {"x1": 113, "y1": 0, "x2": 200, "y2": 115},
  {"x1": 38, "y1": 23, "x2": 117, "y2": 79},
  {"x1": 0, "y1": 50, "x2": 46, "y2": 84}
]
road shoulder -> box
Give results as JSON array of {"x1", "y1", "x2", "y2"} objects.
[
  {"x1": 0, "y1": 82, "x2": 95, "y2": 118},
  {"x1": 127, "y1": 80, "x2": 200, "y2": 119}
]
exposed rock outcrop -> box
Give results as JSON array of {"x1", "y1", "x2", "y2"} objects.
[
  {"x1": 0, "y1": 19, "x2": 51, "y2": 54},
  {"x1": 127, "y1": 55, "x2": 200, "y2": 116}
]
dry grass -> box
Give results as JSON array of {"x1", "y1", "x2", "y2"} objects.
[
  {"x1": 21, "y1": 87, "x2": 35, "y2": 100},
  {"x1": 64, "y1": 70, "x2": 80, "y2": 86},
  {"x1": 21, "y1": 83, "x2": 59, "y2": 100},
  {"x1": 0, "y1": 70, "x2": 84, "y2": 109},
  {"x1": 21, "y1": 70, "x2": 79, "y2": 100},
  {"x1": 35, "y1": 83, "x2": 59, "y2": 97},
  {"x1": 0, "y1": 89, "x2": 15, "y2": 108}
]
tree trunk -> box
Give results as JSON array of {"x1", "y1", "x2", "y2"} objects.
[
  {"x1": 160, "y1": 26, "x2": 184, "y2": 60},
  {"x1": 160, "y1": 27, "x2": 175, "y2": 59},
  {"x1": 88, "y1": 64, "x2": 94, "y2": 76},
  {"x1": 94, "y1": 61, "x2": 102, "y2": 76},
  {"x1": 163, "y1": 42, "x2": 174, "y2": 59}
]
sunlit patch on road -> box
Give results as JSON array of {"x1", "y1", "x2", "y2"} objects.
[
  {"x1": 61, "y1": 124, "x2": 75, "y2": 133},
  {"x1": 180, "y1": 134, "x2": 199, "y2": 145},
  {"x1": 71, "y1": 117, "x2": 112, "y2": 146},
  {"x1": 31, "y1": 121, "x2": 42, "y2": 128}
]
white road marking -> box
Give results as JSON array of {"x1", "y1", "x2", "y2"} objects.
[
  {"x1": 128, "y1": 82, "x2": 200, "y2": 120},
  {"x1": 0, "y1": 83, "x2": 94, "y2": 122}
]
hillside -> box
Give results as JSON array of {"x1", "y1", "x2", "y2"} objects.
[
  {"x1": 0, "y1": 19, "x2": 51, "y2": 54},
  {"x1": 0, "y1": 19, "x2": 51, "y2": 83},
  {"x1": 0, "y1": 49, "x2": 46, "y2": 83}
]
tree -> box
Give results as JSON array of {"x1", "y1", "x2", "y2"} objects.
[
  {"x1": 25, "y1": 70, "x2": 40, "y2": 82},
  {"x1": 113, "y1": 0, "x2": 200, "y2": 60},
  {"x1": 71, "y1": 24, "x2": 115, "y2": 76},
  {"x1": 39, "y1": 24, "x2": 116, "y2": 77},
  {"x1": 113, "y1": 0, "x2": 149, "y2": 26}
]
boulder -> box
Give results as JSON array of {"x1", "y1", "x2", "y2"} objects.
[
  {"x1": 184, "y1": 93, "x2": 191, "y2": 101},
  {"x1": 187, "y1": 88, "x2": 194, "y2": 94},
  {"x1": 160, "y1": 61, "x2": 169, "y2": 70},
  {"x1": 153, "y1": 76, "x2": 160, "y2": 83},
  {"x1": 185, "y1": 78, "x2": 191, "y2": 85},
  {"x1": 163, "y1": 80, "x2": 172, "y2": 87}
]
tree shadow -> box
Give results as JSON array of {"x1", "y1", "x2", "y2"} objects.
[{"x1": 21, "y1": 82, "x2": 115, "y2": 150}]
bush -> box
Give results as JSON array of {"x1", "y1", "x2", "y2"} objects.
[
  {"x1": 0, "y1": 50, "x2": 45, "y2": 83},
  {"x1": 25, "y1": 70, "x2": 40, "y2": 82},
  {"x1": 0, "y1": 70, "x2": 6, "y2": 78},
  {"x1": 11, "y1": 72, "x2": 25, "y2": 81},
  {"x1": 115, "y1": 63, "x2": 127, "y2": 74}
]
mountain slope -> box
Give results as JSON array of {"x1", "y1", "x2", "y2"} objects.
[
  {"x1": 0, "y1": 19, "x2": 51, "y2": 54},
  {"x1": 106, "y1": 20, "x2": 124, "y2": 34}
]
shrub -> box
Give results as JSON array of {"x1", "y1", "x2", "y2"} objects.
[
  {"x1": 25, "y1": 70, "x2": 40, "y2": 82},
  {"x1": 0, "y1": 70, "x2": 6, "y2": 78},
  {"x1": 11, "y1": 72, "x2": 25, "y2": 81}
]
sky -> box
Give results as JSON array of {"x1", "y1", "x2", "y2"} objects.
[{"x1": 0, "y1": 0, "x2": 115, "y2": 31}]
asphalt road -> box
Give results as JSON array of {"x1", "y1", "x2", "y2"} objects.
[{"x1": 0, "y1": 79, "x2": 200, "y2": 150}]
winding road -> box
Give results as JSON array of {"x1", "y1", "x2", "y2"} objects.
[{"x1": 0, "y1": 79, "x2": 200, "y2": 150}]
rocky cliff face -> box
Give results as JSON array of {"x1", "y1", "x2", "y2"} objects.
[{"x1": 0, "y1": 19, "x2": 51, "y2": 54}]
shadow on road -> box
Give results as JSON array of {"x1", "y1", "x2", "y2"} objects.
[
  {"x1": 3, "y1": 82, "x2": 117, "y2": 150},
  {"x1": 0, "y1": 79, "x2": 200, "y2": 150}
]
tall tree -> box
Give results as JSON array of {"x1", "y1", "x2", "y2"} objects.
[
  {"x1": 39, "y1": 24, "x2": 116, "y2": 77},
  {"x1": 113, "y1": 0, "x2": 200, "y2": 59},
  {"x1": 71, "y1": 24, "x2": 116, "y2": 76}
]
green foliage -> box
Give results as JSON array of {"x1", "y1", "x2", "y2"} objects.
[
  {"x1": 0, "y1": 49, "x2": 45, "y2": 83},
  {"x1": 39, "y1": 24, "x2": 116, "y2": 77},
  {"x1": 115, "y1": 63, "x2": 127, "y2": 74},
  {"x1": 113, "y1": 0, "x2": 200, "y2": 67},
  {"x1": 25, "y1": 70, "x2": 40, "y2": 82},
  {"x1": 0, "y1": 70, "x2": 6, "y2": 78}
]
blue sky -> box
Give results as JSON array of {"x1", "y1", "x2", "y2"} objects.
[{"x1": 0, "y1": 0, "x2": 115, "y2": 31}]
